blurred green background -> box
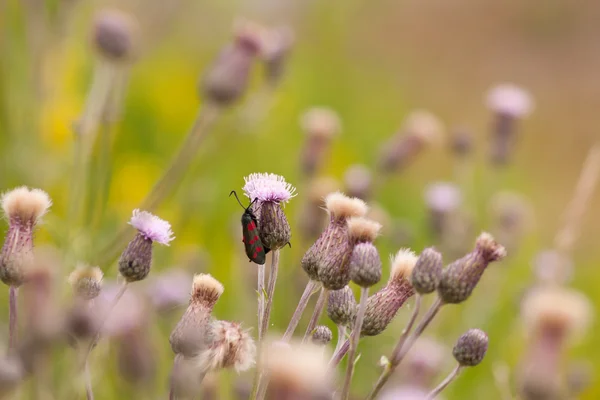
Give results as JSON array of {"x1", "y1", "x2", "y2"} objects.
[{"x1": 0, "y1": 0, "x2": 599, "y2": 398}]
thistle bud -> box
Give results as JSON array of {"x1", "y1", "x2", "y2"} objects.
[
  {"x1": 170, "y1": 274, "x2": 224, "y2": 357},
  {"x1": 118, "y1": 209, "x2": 174, "y2": 283},
  {"x1": 299, "y1": 107, "x2": 341, "y2": 176},
  {"x1": 262, "y1": 26, "x2": 294, "y2": 86},
  {"x1": 452, "y1": 328, "x2": 488, "y2": 367},
  {"x1": 92, "y1": 9, "x2": 138, "y2": 62},
  {"x1": 348, "y1": 217, "x2": 382, "y2": 288},
  {"x1": 438, "y1": 233, "x2": 506, "y2": 304},
  {"x1": 485, "y1": 83, "x2": 533, "y2": 165},
  {"x1": 311, "y1": 326, "x2": 333, "y2": 346},
  {"x1": 302, "y1": 192, "x2": 367, "y2": 283},
  {"x1": 201, "y1": 20, "x2": 263, "y2": 106},
  {"x1": 327, "y1": 286, "x2": 357, "y2": 327},
  {"x1": 361, "y1": 249, "x2": 417, "y2": 336},
  {"x1": 379, "y1": 110, "x2": 443, "y2": 173},
  {"x1": 67, "y1": 264, "x2": 103, "y2": 300},
  {"x1": 410, "y1": 248, "x2": 443, "y2": 294},
  {"x1": 194, "y1": 320, "x2": 256, "y2": 373},
  {"x1": 0, "y1": 187, "x2": 51, "y2": 287},
  {"x1": 242, "y1": 173, "x2": 296, "y2": 250},
  {"x1": 344, "y1": 164, "x2": 373, "y2": 201}
]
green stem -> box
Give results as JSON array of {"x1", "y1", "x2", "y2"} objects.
[
  {"x1": 426, "y1": 364, "x2": 462, "y2": 400},
  {"x1": 340, "y1": 287, "x2": 368, "y2": 400}
]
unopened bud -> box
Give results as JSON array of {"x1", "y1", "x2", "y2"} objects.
[
  {"x1": 92, "y1": 9, "x2": 138, "y2": 62},
  {"x1": 410, "y1": 248, "x2": 443, "y2": 294},
  {"x1": 327, "y1": 286, "x2": 356, "y2": 327},
  {"x1": 438, "y1": 233, "x2": 506, "y2": 304},
  {"x1": 347, "y1": 217, "x2": 382, "y2": 287},
  {"x1": 452, "y1": 328, "x2": 488, "y2": 367},
  {"x1": 311, "y1": 325, "x2": 333, "y2": 346}
]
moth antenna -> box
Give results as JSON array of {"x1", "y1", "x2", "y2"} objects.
[{"x1": 229, "y1": 190, "x2": 246, "y2": 209}]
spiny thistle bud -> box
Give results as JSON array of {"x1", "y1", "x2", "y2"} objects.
[
  {"x1": 262, "y1": 26, "x2": 294, "y2": 86},
  {"x1": 170, "y1": 274, "x2": 224, "y2": 357},
  {"x1": 302, "y1": 192, "x2": 367, "y2": 282},
  {"x1": 379, "y1": 110, "x2": 443, "y2": 173},
  {"x1": 0, "y1": 187, "x2": 51, "y2": 287},
  {"x1": 485, "y1": 83, "x2": 533, "y2": 165},
  {"x1": 424, "y1": 182, "x2": 462, "y2": 238},
  {"x1": 438, "y1": 233, "x2": 506, "y2": 304},
  {"x1": 67, "y1": 264, "x2": 103, "y2": 300},
  {"x1": 299, "y1": 107, "x2": 341, "y2": 176},
  {"x1": 118, "y1": 209, "x2": 174, "y2": 283},
  {"x1": 327, "y1": 286, "x2": 357, "y2": 327},
  {"x1": 344, "y1": 164, "x2": 373, "y2": 201},
  {"x1": 361, "y1": 249, "x2": 417, "y2": 336},
  {"x1": 298, "y1": 177, "x2": 340, "y2": 240},
  {"x1": 452, "y1": 328, "x2": 488, "y2": 367},
  {"x1": 410, "y1": 247, "x2": 443, "y2": 294},
  {"x1": 201, "y1": 19, "x2": 264, "y2": 106},
  {"x1": 311, "y1": 325, "x2": 333, "y2": 346},
  {"x1": 348, "y1": 217, "x2": 382, "y2": 288},
  {"x1": 242, "y1": 173, "x2": 296, "y2": 250},
  {"x1": 194, "y1": 320, "x2": 256, "y2": 373},
  {"x1": 92, "y1": 9, "x2": 138, "y2": 62},
  {"x1": 263, "y1": 340, "x2": 332, "y2": 399}
]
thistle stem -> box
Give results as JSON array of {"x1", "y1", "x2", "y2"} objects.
[
  {"x1": 303, "y1": 287, "x2": 329, "y2": 342},
  {"x1": 84, "y1": 359, "x2": 94, "y2": 400},
  {"x1": 282, "y1": 279, "x2": 318, "y2": 341},
  {"x1": 8, "y1": 286, "x2": 17, "y2": 354},
  {"x1": 334, "y1": 325, "x2": 347, "y2": 355},
  {"x1": 426, "y1": 364, "x2": 462, "y2": 400},
  {"x1": 329, "y1": 338, "x2": 350, "y2": 369},
  {"x1": 389, "y1": 294, "x2": 422, "y2": 364},
  {"x1": 367, "y1": 297, "x2": 443, "y2": 400},
  {"x1": 261, "y1": 250, "x2": 280, "y2": 338},
  {"x1": 340, "y1": 287, "x2": 368, "y2": 400},
  {"x1": 257, "y1": 264, "x2": 266, "y2": 340}
]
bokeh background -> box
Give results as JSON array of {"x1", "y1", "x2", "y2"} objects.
[{"x1": 0, "y1": 0, "x2": 599, "y2": 398}]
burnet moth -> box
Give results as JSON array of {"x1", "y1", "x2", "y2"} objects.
[{"x1": 230, "y1": 191, "x2": 270, "y2": 265}]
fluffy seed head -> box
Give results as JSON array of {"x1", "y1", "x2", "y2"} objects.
[
  {"x1": 325, "y1": 192, "x2": 368, "y2": 221},
  {"x1": 424, "y1": 182, "x2": 462, "y2": 214},
  {"x1": 243, "y1": 173, "x2": 296, "y2": 204},
  {"x1": 403, "y1": 110, "x2": 444, "y2": 145},
  {"x1": 129, "y1": 209, "x2": 174, "y2": 245},
  {"x1": 1, "y1": 187, "x2": 51, "y2": 224},
  {"x1": 195, "y1": 320, "x2": 256, "y2": 373},
  {"x1": 390, "y1": 249, "x2": 418, "y2": 283},
  {"x1": 410, "y1": 248, "x2": 443, "y2": 294},
  {"x1": 521, "y1": 287, "x2": 592, "y2": 342},
  {"x1": 93, "y1": 9, "x2": 138, "y2": 61},
  {"x1": 452, "y1": 328, "x2": 489, "y2": 367},
  {"x1": 300, "y1": 107, "x2": 341, "y2": 139},
  {"x1": 327, "y1": 286, "x2": 357, "y2": 327},
  {"x1": 68, "y1": 264, "x2": 103, "y2": 300},
  {"x1": 347, "y1": 217, "x2": 382, "y2": 243},
  {"x1": 191, "y1": 274, "x2": 224, "y2": 307},
  {"x1": 350, "y1": 242, "x2": 382, "y2": 287},
  {"x1": 475, "y1": 232, "x2": 507, "y2": 262},
  {"x1": 486, "y1": 83, "x2": 533, "y2": 117},
  {"x1": 311, "y1": 325, "x2": 333, "y2": 346}
]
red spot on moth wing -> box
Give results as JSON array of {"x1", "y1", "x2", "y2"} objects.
[
  {"x1": 247, "y1": 222, "x2": 256, "y2": 231},
  {"x1": 256, "y1": 247, "x2": 262, "y2": 252},
  {"x1": 253, "y1": 252, "x2": 258, "y2": 258},
  {"x1": 253, "y1": 235, "x2": 259, "y2": 242}
]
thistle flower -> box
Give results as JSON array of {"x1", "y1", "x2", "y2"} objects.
[
  {"x1": 327, "y1": 286, "x2": 357, "y2": 327},
  {"x1": 311, "y1": 325, "x2": 333, "y2": 346},
  {"x1": 438, "y1": 233, "x2": 506, "y2": 304},
  {"x1": 262, "y1": 26, "x2": 294, "y2": 86},
  {"x1": 201, "y1": 19, "x2": 264, "y2": 105},
  {"x1": 452, "y1": 329, "x2": 488, "y2": 367},
  {"x1": 118, "y1": 209, "x2": 174, "y2": 283},
  {"x1": 0, "y1": 187, "x2": 51, "y2": 287},
  {"x1": 92, "y1": 9, "x2": 138, "y2": 62},
  {"x1": 485, "y1": 83, "x2": 533, "y2": 165},
  {"x1": 170, "y1": 274, "x2": 224, "y2": 357},
  {"x1": 242, "y1": 172, "x2": 295, "y2": 250},
  {"x1": 299, "y1": 107, "x2": 341, "y2": 176},
  {"x1": 194, "y1": 320, "x2": 256, "y2": 373},
  {"x1": 361, "y1": 249, "x2": 418, "y2": 336},
  {"x1": 410, "y1": 248, "x2": 443, "y2": 295},
  {"x1": 344, "y1": 164, "x2": 373, "y2": 201},
  {"x1": 348, "y1": 217, "x2": 382, "y2": 288},
  {"x1": 302, "y1": 192, "x2": 367, "y2": 282},
  {"x1": 67, "y1": 264, "x2": 103, "y2": 300},
  {"x1": 379, "y1": 110, "x2": 443, "y2": 173},
  {"x1": 424, "y1": 182, "x2": 462, "y2": 239}
]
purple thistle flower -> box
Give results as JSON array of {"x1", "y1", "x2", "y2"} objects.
[
  {"x1": 242, "y1": 173, "x2": 296, "y2": 204},
  {"x1": 486, "y1": 83, "x2": 533, "y2": 117},
  {"x1": 129, "y1": 209, "x2": 174, "y2": 245}
]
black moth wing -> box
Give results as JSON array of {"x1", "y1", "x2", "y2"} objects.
[{"x1": 241, "y1": 211, "x2": 267, "y2": 265}]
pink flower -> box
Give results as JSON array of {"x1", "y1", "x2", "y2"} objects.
[
  {"x1": 242, "y1": 173, "x2": 296, "y2": 203},
  {"x1": 129, "y1": 209, "x2": 175, "y2": 245},
  {"x1": 486, "y1": 83, "x2": 534, "y2": 117}
]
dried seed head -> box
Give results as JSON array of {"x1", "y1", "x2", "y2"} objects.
[
  {"x1": 486, "y1": 83, "x2": 533, "y2": 118},
  {"x1": 0, "y1": 187, "x2": 52, "y2": 287},
  {"x1": 350, "y1": 242, "x2": 382, "y2": 288},
  {"x1": 389, "y1": 249, "x2": 418, "y2": 284},
  {"x1": 300, "y1": 107, "x2": 341, "y2": 139},
  {"x1": 194, "y1": 320, "x2": 256, "y2": 373},
  {"x1": 347, "y1": 217, "x2": 382, "y2": 244},
  {"x1": 327, "y1": 286, "x2": 356, "y2": 327},
  {"x1": 68, "y1": 264, "x2": 103, "y2": 300},
  {"x1": 344, "y1": 164, "x2": 373, "y2": 201},
  {"x1": 410, "y1": 248, "x2": 443, "y2": 294},
  {"x1": 92, "y1": 9, "x2": 138, "y2": 62},
  {"x1": 521, "y1": 287, "x2": 592, "y2": 342},
  {"x1": 532, "y1": 249, "x2": 573, "y2": 285},
  {"x1": 325, "y1": 192, "x2": 368, "y2": 221},
  {"x1": 262, "y1": 26, "x2": 294, "y2": 85},
  {"x1": 263, "y1": 340, "x2": 332, "y2": 398},
  {"x1": 311, "y1": 325, "x2": 333, "y2": 346},
  {"x1": 453, "y1": 329, "x2": 488, "y2": 367},
  {"x1": 438, "y1": 232, "x2": 506, "y2": 304},
  {"x1": 191, "y1": 274, "x2": 224, "y2": 308}
]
